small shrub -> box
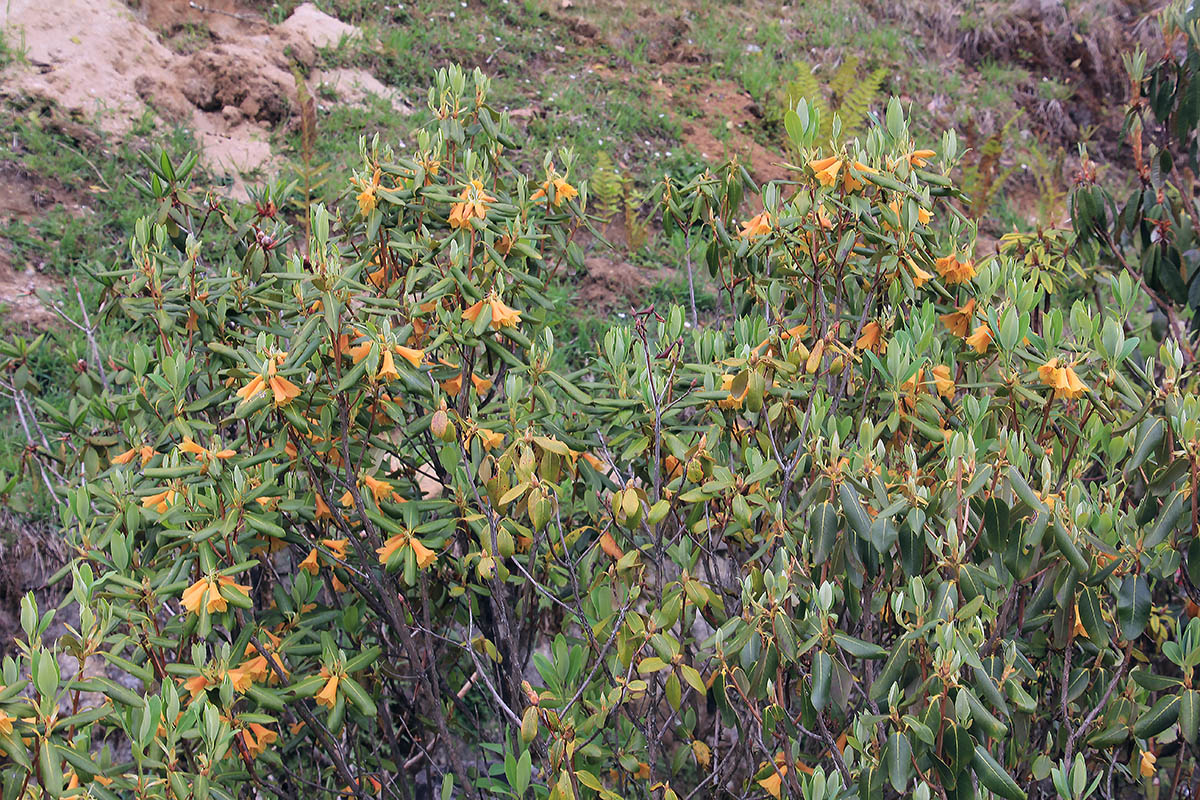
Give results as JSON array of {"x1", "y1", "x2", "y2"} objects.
[{"x1": 1, "y1": 70, "x2": 1199, "y2": 800}]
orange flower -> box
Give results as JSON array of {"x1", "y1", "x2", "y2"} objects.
[
  {"x1": 476, "y1": 428, "x2": 504, "y2": 450},
  {"x1": 965, "y1": 324, "x2": 993, "y2": 355},
  {"x1": 268, "y1": 374, "x2": 302, "y2": 407},
  {"x1": 410, "y1": 537, "x2": 438, "y2": 569},
  {"x1": 236, "y1": 374, "x2": 266, "y2": 403},
  {"x1": 341, "y1": 777, "x2": 383, "y2": 797},
  {"x1": 1038, "y1": 358, "x2": 1087, "y2": 400},
  {"x1": 242, "y1": 722, "x2": 277, "y2": 757},
  {"x1": 531, "y1": 176, "x2": 579, "y2": 208},
  {"x1": 939, "y1": 298, "x2": 976, "y2": 337},
  {"x1": 1140, "y1": 749, "x2": 1157, "y2": 778},
  {"x1": 917, "y1": 206, "x2": 932, "y2": 224},
  {"x1": 142, "y1": 488, "x2": 177, "y2": 514},
  {"x1": 739, "y1": 211, "x2": 771, "y2": 238},
  {"x1": 323, "y1": 538, "x2": 348, "y2": 560},
  {"x1": 841, "y1": 160, "x2": 876, "y2": 193},
  {"x1": 183, "y1": 675, "x2": 209, "y2": 702},
  {"x1": 376, "y1": 533, "x2": 438, "y2": 569},
  {"x1": 181, "y1": 578, "x2": 208, "y2": 615},
  {"x1": 908, "y1": 149, "x2": 937, "y2": 167},
  {"x1": 315, "y1": 492, "x2": 333, "y2": 521},
  {"x1": 0, "y1": 710, "x2": 13, "y2": 735},
  {"x1": 809, "y1": 156, "x2": 842, "y2": 187},
  {"x1": 931, "y1": 365, "x2": 955, "y2": 398},
  {"x1": 855, "y1": 321, "x2": 887, "y2": 354},
  {"x1": 935, "y1": 254, "x2": 976, "y2": 285},
  {"x1": 347, "y1": 340, "x2": 373, "y2": 364},
  {"x1": 113, "y1": 445, "x2": 155, "y2": 466},
  {"x1": 377, "y1": 349, "x2": 400, "y2": 383},
  {"x1": 449, "y1": 179, "x2": 495, "y2": 229},
  {"x1": 906, "y1": 257, "x2": 933, "y2": 288},
  {"x1": 315, "y1": 669, "x2": 340, "y2": 708},
  {"x1": 361, "y1": 474, "x2": 393, "y2": 505},
  {"x1": 227, "y1": 664, "x2": 257, "y2": 693},
  {"x1": 181, "y1": 574, "x2": 250, "y2": 616},
  {"x1": 179, "y1": 437, "x2": 236, "y2": 462},
  {"x1": 298, "y1": 549, "x2": 320, "y2": 575},
  {"x1": 395, "y1": 345, "x2": 424, "y2": 368},
  {"x1": 462, "y1": 292, "x2": 523, "y2": 330}
]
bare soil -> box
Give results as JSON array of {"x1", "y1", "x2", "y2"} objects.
[
  {"x1": 0, "y1": 162, "x2": 72, "y2": 329},
  {"x1": 0, "y1": 0, "x2": 407, "y2": 196}
]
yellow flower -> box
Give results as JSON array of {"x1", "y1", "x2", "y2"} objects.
[
  {"x1": 965, "y1": 324, "x2": 993, "y2": 355},
  {"x1": 462, "y1": 292, "x2": 523, "y2": 330},
  {"x1": 1038, "y1": 358, "x2": 1087, "y2": 399},
  {"x1": 1140, "y1": 749, "x2": 1157, "y2": 778},
  {"x1": 354, "y1": 167, "x2": 381, "y2": 218},
  {"x1": 935, "y1": 254, "x2": 977, "y2": 285},
  {"x1": 719, "y1": 374, "x2": 748, "y2": 410},
  {"x1": 0, "y1": 710, "x2": 13, "y2": 735},
  {"x1": 449, "y1": 179, "x2": 496, "y2": 229},
  {"x1": 931, "y1": 365, "x2": 955, "y2": 398},
  {"x1": 939, "y1": 298, "x2": 976, "y2": 338},
  {"x1": 531, "y1": 176, "x2": 578, "y2": 208},
  {"x1": 739, "y1": 210, "x2": 772, "y2": 238}
]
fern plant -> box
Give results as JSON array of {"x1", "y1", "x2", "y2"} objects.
[
  {"x1": 782, "y1": 56, "x2": 887, "y2": 147},
  {"x1": 591, "y1": 151, "x2": 623, "y2": 224},
  {"x1": 960, "y1": 110, "x2": 1023, "y2": 220},
  {"x1": 290, "y1": 67, "x2": 330, "y2": 239},
  {"x1": 590, "y1": 152, "x2": 652, "y2": 251}
]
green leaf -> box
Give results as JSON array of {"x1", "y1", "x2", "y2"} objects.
[
  {"x1": 1117, "y1": 574, "x2": 1151, "y2": 640},
  {"x1": 886, "y1": 731, "x2": 912, "y2": 793},
  {"x1": 972, "y1": 744, "x2": 1026, "y2": 800},
  {"x1": 1133, "y1": 693, "x2": 1180, "y2": 738}
]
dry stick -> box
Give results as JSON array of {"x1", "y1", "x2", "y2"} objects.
[
  {"x1": 332, "y1": 402, "x2": 478, "y2": 799},
  {"x1": 74, "y1": 279, "x2": 109, "y2": 389}
]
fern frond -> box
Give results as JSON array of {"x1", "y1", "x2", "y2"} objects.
[
  {"x1": 838, "y1": 67, "x2": 887, "y2": 137},
  {"x1": 830, "y1": 56, "x2": 861, "y2": 100},
  {"x1": 591, "y1": 152, "x2": 623, "y2": 224}
]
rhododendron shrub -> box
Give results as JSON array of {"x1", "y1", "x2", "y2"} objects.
[{"x1": 2, "y1": 67, "x2": 1200, "y2": 800}]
